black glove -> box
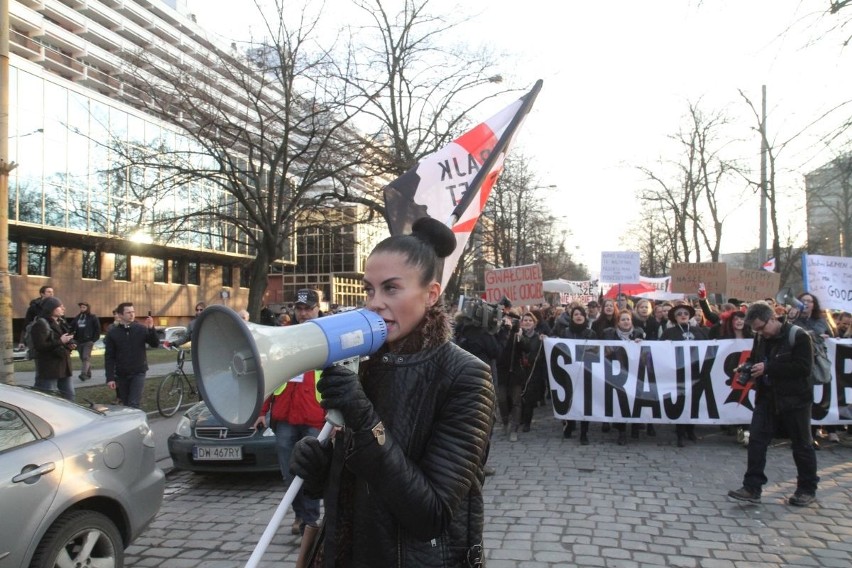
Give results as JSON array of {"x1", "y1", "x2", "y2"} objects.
[
  {"x1": 290, "y1": 436, "x2": 331, "y2": 479},
  {"x1": 290, "y1": 437, "x2": 332, "y2": 497},
  {"x1": 317, "y1": 365, "x2": 378, "y2": 431}
]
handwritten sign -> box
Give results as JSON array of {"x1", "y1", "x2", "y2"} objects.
[
  {"x1": 726, "y1": 269, "x2": 781, "y2": 302},
  {"x1": 484, "y1": 264, "x2": 544, "y2": 305},
  {"x1": 600, "y1": 251, "x2": 640, "y2": 284},
  {"x1": 640, "y1": 275, "x2": 671, "y2": 292},
  {"x1": 670, "y1": 262, "x2": 727, "y2": 294},
  {"x1": 805, "y1": 254, "x2": 852, "y2": 311}
]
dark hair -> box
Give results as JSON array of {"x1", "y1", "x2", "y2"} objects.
[
  {"x1": 116, "y1": 302, "x2": 134, "y2": 315},
  {"x1": 370, "y1": 217, "x2": 456, "y2": 286},
  {"x1": 798, "y1": 292, "x2": 825, "y2": 321},
  {"x1": 719, "y1": 309, "x2": 751, "y2": 339},
  {"x1": 745, "y1": 302, "x2": 773, "y2": 326},
  {"x1": 571, "y1": 306, "x2": 587, "y2": 320},
  {"x1": 39, "y1": 285, "x2": 53, "y2": 295}
]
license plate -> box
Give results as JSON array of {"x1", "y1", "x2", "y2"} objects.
[{"x1": 193, "y1": 445, "x2": 242, "y2": 460}]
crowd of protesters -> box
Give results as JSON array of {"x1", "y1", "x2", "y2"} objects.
[{"x1": 452, "y1": 288, "x2": 850, "y2": 452}]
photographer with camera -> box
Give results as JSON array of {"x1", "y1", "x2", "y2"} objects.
[
  {"x1": 30, "y1": 297, "x2": 76, "y2": 401},
  {"x1": 453, "y1": 299, "x2": 503, "y2": 370},
  {"x1": 727, "y1": 302, "x2": 819, "y2": 507}
]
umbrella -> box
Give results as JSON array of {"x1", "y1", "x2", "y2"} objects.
[
  {"x1": 603, "y1": 282, "x2": 657, "y2": 298},
  {"x1": 542, "y1": 279, "x2": 583, "y2": 294}
]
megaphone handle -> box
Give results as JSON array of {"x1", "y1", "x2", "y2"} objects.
[{"x1": 244, "y1": 418, "x2": 337, "y2": 568}]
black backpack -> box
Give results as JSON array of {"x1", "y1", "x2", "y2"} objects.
[
  {"x1": 787, "y1": 325, "x2": 831, "y2": 386},
  {"x1": 23, "y1": 317, "x2": 48, "y2": 359}
]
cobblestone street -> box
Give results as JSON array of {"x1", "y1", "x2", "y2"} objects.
[{"x1": 127, "y1": 417, "x2": 852, "y2": 567}]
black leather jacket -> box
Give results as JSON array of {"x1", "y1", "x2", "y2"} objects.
[
  {"x1": 318, "y1": 340, "x2": 495, "y2": 567},
  {"x1": 748, "y1": 322, "x2": 814, "y2": 411}
]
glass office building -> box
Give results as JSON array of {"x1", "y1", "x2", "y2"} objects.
[{"x1": 6, "y1": 0, "x2": 385, "y2": 326}]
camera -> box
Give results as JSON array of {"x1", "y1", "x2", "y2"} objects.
[
  {"x1": 458, "y1": 297, "x2": 502, "y2": 335},
  {"x1": 735, "y1": 362, "x2": 754, "y2": 385}
]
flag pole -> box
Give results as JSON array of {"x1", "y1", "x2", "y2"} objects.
[{"x1": 447, "y1": 79, "x2": 543, "y2": 227}]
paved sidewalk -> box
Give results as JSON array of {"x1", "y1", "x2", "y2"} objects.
[{"x1": 126, "y1": 414, "x2": 852, "y2": 567}]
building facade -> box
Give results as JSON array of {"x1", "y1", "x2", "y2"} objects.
[
  {"x1": 6, "y1": 0, "x2": 386, "y2": 333},
  {"x1": 804, "y1": 153, "x2": 852, "y2": 258}
]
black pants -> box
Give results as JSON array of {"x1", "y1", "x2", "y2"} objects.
[{"x1": 743, "y1": 398, "x2": 819, "y2": 495}]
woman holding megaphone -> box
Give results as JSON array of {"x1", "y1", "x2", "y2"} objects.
[{"x1": 290, "y1": 217, "x2": 496, "y2": 567}]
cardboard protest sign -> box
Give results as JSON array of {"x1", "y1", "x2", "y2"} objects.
[
  {"x1": 670, "y1": 262, "x2": 727, "y2": 294},
  {"x1": 484, "y1": 263, "x2": 544, "y2": 305},
  {"x1": 726, "y1": 268, "x2": 781, "y2": 302}
]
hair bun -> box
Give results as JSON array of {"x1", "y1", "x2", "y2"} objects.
[{"x1": 411, "y1": 217, "x2": 456, "y2": 259}]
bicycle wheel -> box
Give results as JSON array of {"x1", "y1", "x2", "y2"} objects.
[{"x1": 157, "y1": 373, "x2": 185, "y2": 417}]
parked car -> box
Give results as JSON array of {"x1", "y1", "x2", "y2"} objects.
[
  {"x1": 168, "y1": 401, "x2": 280, "y2": 473},
  {"x1": 157, "y1": 326, "x2": 188, "y2": 348},
  {"x1": 12, "y1": 345, "x2": 31, "y2": 361},
  {"x1": 0, "y1": 384, "x2": 165, "y2": 568}
]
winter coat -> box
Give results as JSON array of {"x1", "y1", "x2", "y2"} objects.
[
  {"x1": 601, "y1": 327, "x2": 646, "y2": 341},
  {"x1": 552, "y1": 312, "x2": 597, "y2": 341},
  {"x1": 631, "y1": 316, "x2": 659, "y2": 341},
  {"x1": 661, "y1": 324, "x2": 708, "y2": 341},
  {"x1": 591, "y1": 315, "x2": 618, "y2": 339},
  {"x1": 515, "y1": 329, "x2": 546, "y2": 396},
  {"x1": 104, "y1": 322, "x2": 160, "y2": 380},
  {"x1": 793, "y1": 315, "x2": 833, "y2": 338},
  {"x1": 453, "y1": 322, "x2": 501, "y2": 366},
  {"x1": 31, "y1": 317, "x2": 73, "y2": 380},
  {"x1": 311, "y1": 306, "x2": 495, "y2": 568},
  {"x1": 747, "y1": 322, "x2": 814, "y2": 411},
  {"x1": 69, "y1": 312, "x2": 101, "y2": 343}
]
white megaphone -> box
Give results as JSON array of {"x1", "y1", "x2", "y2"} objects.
[
  {"x1": 192, "y1": 305, "x2": 387, "y2": 430},
  {"x1": 775, "y1": 287, "x2": 804, "y2": 310}
]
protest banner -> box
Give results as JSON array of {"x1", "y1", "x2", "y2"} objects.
[
  {"x1": 559, "y1": 280, "x2": 600, "y2": 306},
  {"x1": 600, "y1": 251, "x2": 640, "y2": 284},
  {"x1": 544, "y1": 337, "x2": 852, "y2": 425},
  {"x1": 804, "y1": 253, "x2": 852, "y2": 312},
  {"x1": 484, "y1": 263, "x2": 544, "y2": 305},
  {"x1": 670, "y1": 262, "x2": 727, "y2": 294},
  {"x1": 726, "y1": 268, "x2": 781, "y2": 302},
  {"x1": 640, "y1": 275, "x2": 671, "y2": 292}
]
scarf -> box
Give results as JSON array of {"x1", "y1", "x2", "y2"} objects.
[{"x1": 616, "y1": 328, "x2": 633, "y2": 342}]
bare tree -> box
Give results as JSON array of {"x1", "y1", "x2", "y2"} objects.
[
  {"x1": 638, "y1": 101, "x2": 741, "y2": 265},
  {"x1": 622, "y1": 213, "x2": 674, "y2": 277},
  {"x1": 443, "y1": 153, "x2": 588, "y2": 298},
  {"x1": 115, "y1": 2, "x2": 384, "y2": 318},
  {"x1": 330, "y1": 0, "x2": 514, "y2": 299},
  {"x1": 341, "y1": 0, "x2": 512, "y2": 179}
]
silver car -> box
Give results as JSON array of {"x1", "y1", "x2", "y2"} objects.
[{"x1": 0, "y1": 384, "x2": 164, "y2": 568}]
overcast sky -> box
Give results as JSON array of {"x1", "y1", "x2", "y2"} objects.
[{"x1": 186, "y1": 0, "x2": 852, "y2": 275}]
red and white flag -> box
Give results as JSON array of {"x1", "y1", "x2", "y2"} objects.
[
  {"x1": 762, "y1": 258, "x2": 776, "y2": 272},
  {"x1": 383, "y1": 80, "x2": 543, "y2": 289}
]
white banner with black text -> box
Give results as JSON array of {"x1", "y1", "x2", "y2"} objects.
[{"x1": 545, "y1": 338, "x2": 852, "y2": 425}]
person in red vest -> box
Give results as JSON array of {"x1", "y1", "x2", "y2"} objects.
[{"x1": 253, "y1": 289, "x2": 324, "y2": 536}]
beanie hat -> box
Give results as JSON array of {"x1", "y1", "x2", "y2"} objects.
[{"x1": 41, "y1": 297, "x2": 63, "y2": 317}]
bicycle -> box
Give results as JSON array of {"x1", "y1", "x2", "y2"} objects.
[{"x1": 157, "y1": 348, "x2": 198, "y2": 417}]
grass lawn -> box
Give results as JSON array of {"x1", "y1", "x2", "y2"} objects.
[
  {"x1": 14, "y1": 348, "x2": 195, "y2": 415},
  {"x1": 13, "y1": 346, "x2": 179, "y2": 373}
]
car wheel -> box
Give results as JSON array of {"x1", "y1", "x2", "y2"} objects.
[{"x1": 29, "y1": 510, "x2": 124, "y2": 568}]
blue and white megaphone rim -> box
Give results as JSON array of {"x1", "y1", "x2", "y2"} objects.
[{"x1": 193, "y1": 305, "x2": 387, "y2": 430}]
